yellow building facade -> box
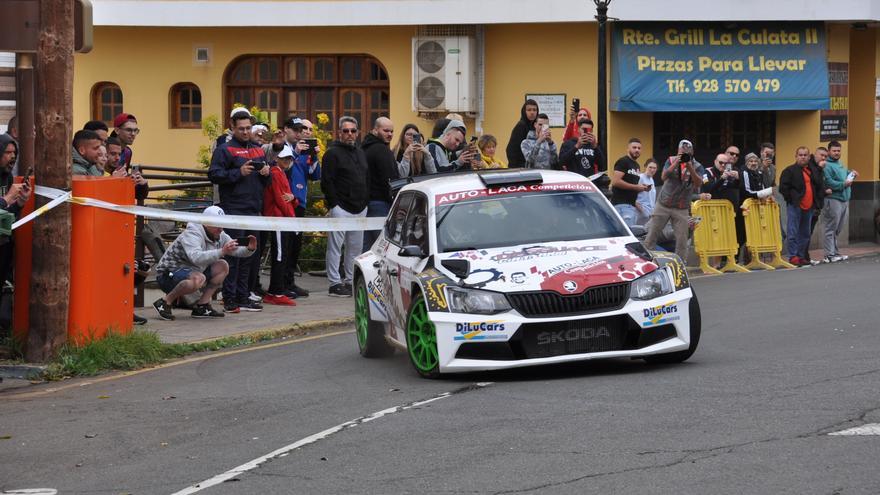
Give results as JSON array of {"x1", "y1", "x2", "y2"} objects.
[{"x1": 72, "y1": 0, "x2": 880, "y2": 242}]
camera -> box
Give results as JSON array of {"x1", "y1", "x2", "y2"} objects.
[
  {"x1": 679, "y1": 153, "x2": 692, "y2": 163},
  {"x1": 250, "y1": 160, "x2": 267, "y2": 171}
]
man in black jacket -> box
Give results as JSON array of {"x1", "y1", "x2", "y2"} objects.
[
  {"x1": 779, "y1": 146, "x2": 824, "y2": 266},
  {"x1": 321, "y1": 116, "x2": 369, "y2": 297},
  {"x1": 362, "y1": 117, "x2": 398, "y2": 252},
  {"x1": 505, "y1": 99, "x2": 539, "y2": 168},
  {"x1": 208, "y1": 110, "x2": 271, "y2": 312}
]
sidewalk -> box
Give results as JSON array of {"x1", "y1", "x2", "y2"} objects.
[{"x1": 137, "y1": 272, "x2": 353, "y2": 344}]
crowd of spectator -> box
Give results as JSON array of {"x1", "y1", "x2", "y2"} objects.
[{"x1": 0, "y1": 98, "x2": 861, "y2": 327}]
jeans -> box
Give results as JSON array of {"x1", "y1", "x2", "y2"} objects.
[
  {"x1": 326, "y1": 205, "x2": 367, "y2": 286},
  {"x1": 362, "y1": 200, "x2": 391, "y2": 253},
  {"x1": 614, "y1": 203, "x2": 639, "y2": 227},
  {"x1": 223, "y1": 225, "x2": 258, "y2": 304},
  {"x1": 785, "y1": 204, "x2": 813, "y2": 259},
  {"x1": 822, "y1": 198, "x2": 848, "y2": 257}
]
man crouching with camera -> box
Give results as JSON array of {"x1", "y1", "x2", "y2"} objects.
[{"x1": 644, "y1": 139, "x2": 705, "y2": 262}]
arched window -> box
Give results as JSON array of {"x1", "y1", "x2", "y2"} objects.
[
  {"x1": 91, "y1": 82, "x2": 123, "y2": 125},
  {"x1": 170, "y1": 83, "x2": 202, "y2": 128},
  {"x1": 225, "y1": 54, "x2": 390, "y2": 131}
]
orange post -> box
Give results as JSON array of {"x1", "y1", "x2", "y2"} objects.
[
  {"x1": 67, "y1": 177, "x2": 135, "y2": 345},
  {"x1": 12, "y1": 176, "x2": 35, "y2": 345}
]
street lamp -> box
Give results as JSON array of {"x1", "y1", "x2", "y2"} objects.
[{"x1": 594, "y1": 0, "x2": 612, "y2": 155}]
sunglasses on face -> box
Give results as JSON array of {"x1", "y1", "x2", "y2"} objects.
[
  {"x1": 341, "y1": 128, "x2": 358, "y2": 134},
  {"x1": 302, "y1": 127, "x2": 313, "y2": 131}
]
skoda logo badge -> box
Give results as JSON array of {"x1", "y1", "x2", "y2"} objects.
[{"x1": 563, "y1": 280, "x2": 578, "y2": 293}]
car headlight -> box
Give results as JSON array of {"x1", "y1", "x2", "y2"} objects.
[
  {"x1": 630, "y1": 269, "x2": 674, "y2": 300},
  {"x1": 446, "y1": 287, "x2": 512, "y2": 314}
]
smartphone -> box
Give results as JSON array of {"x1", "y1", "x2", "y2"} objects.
[
  {"x1": 645, "y1": 183, "x2": 652, "y2": 190},
  {"x1": 412, "y1": 134, "x2": 423, "y2": 144},
  {"x1": 130, "y1": 165, "x2": 141, "y2": 175},
  {"x1": 22, "y1": 166, "x2": 33, "y2": 188},
  {"x1": 234, "y1": 237, "x2": 250, "y2": 246},
  {"x1": 250, "y1": 160, "x2": 267, "y2": 171},
  {"x1": 572, "y1": 98, "x2": 580, "y2": 113},
  {"x1": 303, "y1": 138, "x2": 318, "y2": 154},
  {"x1": 469, "y1": 136, "x2": 478, "y2": 144}
]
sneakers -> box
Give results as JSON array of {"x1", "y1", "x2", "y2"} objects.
[
  {"x1": 263, "y1": 294, "x2": 297, "y2": 306},
  {"x1": 329, "y1": 283, "x2": 353, "y2": 297},
  {"x1": 153, "y1": 298, "x2": 175, "y2": 321},
  {"x1": 223, "y1": 303, "x2": 241, "y2": 314},
  {"x1": 134, "y1": 314, "x2": 148, "y2": 325},
  {"x1": 789, "y1": 256, "x2": 810, "y2": 267},
  {"x1": 290, "y1": 284, "x2": 310, "y2": 298},
  {"x1": 192, "y1": 303, "x2": 224, "y2": 318},
  {"x1": 248, "y1": 291, "x2": 263, "y2": 303},
  {"x1": 839, "y1": 254, "x2": 849, "y2": 261},
  {"x1": 238, "y1": 300, "x2": 264, "y2": 312},
  {"x1": 823, "y1": 254, "x2": 845, "y2": 263}
]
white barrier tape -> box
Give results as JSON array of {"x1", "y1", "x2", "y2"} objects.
[
  {"x1": 11, "y1": 190, "x2": 71, "y2": 231},
  {"x1": 31, "y1": 185, "x2": 386, "y2": 232}
]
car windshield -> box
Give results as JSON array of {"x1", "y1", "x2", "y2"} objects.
[{"x1": 436, "y1": 191, "x2": 629, "y2": 252}]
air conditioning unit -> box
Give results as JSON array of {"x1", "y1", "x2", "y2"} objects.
[{"x1": 412, "y1": 36, "x2": 477, "y2": 113}]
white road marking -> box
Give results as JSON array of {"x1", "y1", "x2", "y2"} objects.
[
  {"x1": 1, "y1": 490, "x2": 58, "y2": 494},
  {"x1": 170, "y1": 383, "x2": 492, "y2": 494},
  {"x1": 828, "y1": 423, "x2": 880, "y2": 436}
]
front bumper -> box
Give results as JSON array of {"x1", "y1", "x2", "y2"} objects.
[{"x1": 431, "y1": 288, "x2": 694, "y2": 373}]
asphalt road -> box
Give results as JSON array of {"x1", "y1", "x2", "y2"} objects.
[{"x1": 2, "y1": 256, "x2": 879, "y2": 495}]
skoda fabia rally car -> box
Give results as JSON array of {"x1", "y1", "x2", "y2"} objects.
[{"x1": 353, "y1": 170, "x2": 700, "y2": 378}]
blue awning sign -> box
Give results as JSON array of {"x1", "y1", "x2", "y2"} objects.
[{"x1": 611, "y1": 23, "x2": 830, "y2": 112}]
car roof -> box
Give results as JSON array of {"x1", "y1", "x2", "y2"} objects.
[{"x1": 399, "y1": 169, "x2": 596, "y2": 198}]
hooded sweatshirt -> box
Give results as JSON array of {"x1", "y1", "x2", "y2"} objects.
[
  {"x1": 362, "y1": 132, "x2": 399, "y2": 204},
  {"x1": 0, "y1": 134, "x2": 22, "y2": 214},
  {"x1": 520, "y1": 130, "x2": 559, "y2": 170},
  {"x1": 72, "y1": 146, "x2": 102, "y2": 176},
  {"x1": 321, "y1": 140, "x2": 369, "y2": 214},
  {"x1": 505, "y1": 101, "x2": 538, "y2": 168},
  {"x1": 154, "y1": 221, "x2": 253, "y2": 276}
]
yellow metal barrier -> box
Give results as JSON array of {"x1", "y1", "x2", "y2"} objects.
[
  {"x1": 740, "y1": 198, "x2": 795, "y2": 270},
  {"x1": 692, "y1": 199, "x2": 749, "y2": 274}
]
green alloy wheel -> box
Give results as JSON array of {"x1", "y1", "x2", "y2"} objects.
[
  {"x1": 406, "y1": 294, "x2": 440, "y2": 378},
  {"x1": 355, "y1": 276, "x2": 393, "y2": 358}
]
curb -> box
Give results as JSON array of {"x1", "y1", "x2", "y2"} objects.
[
  {"x1": 0, "y1": 364, "x2": 47, "y2": 381},
  {"x1": 177, "y1": 316, "x2": 355, "y2": 345}
]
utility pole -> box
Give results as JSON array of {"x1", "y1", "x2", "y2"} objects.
[
  {"x1": 27, "y1": 0, "x2": 74, "y2": 361},
  {"x1": 594, "y1": 0, "x2": 612, "y2": 154}
]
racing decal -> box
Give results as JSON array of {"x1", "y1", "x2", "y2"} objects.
[
  {"x1": 641, "y1": 301, "x2": 680, "y2": 327},
  {"x1": 435, "y1": 181, "x2": 597, "y2": 206},
  {"x1": 449, "y1": 249, "x2": 489, "y2": 260},
  {"x1": 453, "y1": 321, "x2": 508, "y2": 341},
  {"x1": 650, "y1": 251, "x2": 690, "y2": 290},
  {"x1": 534, "y1": 255, "x2": 658, "y2": 294},
  {"x1": 367, "y1": 274, "x2": 389, "y2": 319},
  {"x1": 490, "y1": 244, "x2": 608, "y2": 263},
  {"x1": 463, "y1": 268, "x2": 505, "y2": 289},
  {"x1": 416, "y1": 268, "x2": 453, "y2": 312},
  {"x1": 511, "y1": 272, "x2": 527, "y2": 284}
]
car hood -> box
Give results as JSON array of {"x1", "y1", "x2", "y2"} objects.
[{"x1": 436, "y1": 239, "x2": 658, "y2": 294}]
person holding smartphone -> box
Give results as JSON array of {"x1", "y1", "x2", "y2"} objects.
[
  {"x1": 393, "y1": 124, "x2": 436, "y2": 177},
  {"x1": 152, "y1": 206, "x2": 257, "y2": 320},
  {"x1": 636, "y1": 158, "x2": 658, "y2": 225},
  {"x1": 558, "y1": 118, "x2": 604, "y2": 179},
  {"x1": 520, "y1": 113, "x2": 559, "y2": 170},
  {"x1": 0, "y1": 133, "x2": 30, "y2": 315},
  {"x1": 208, "y1": 110, "x2": 271, "y2": 312}
]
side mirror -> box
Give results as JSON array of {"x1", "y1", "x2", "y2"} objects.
[
  {"x1": 441, "y1": 259, "x2": 470, "y2": 279},
  {"x1": 630, "y1": 225, "x2": 647, "y2": 240},
  {"x1": 398, "y1": 245, "x2": 426, "y2": 258}
]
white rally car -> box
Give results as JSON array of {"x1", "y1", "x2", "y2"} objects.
[{"x1": 353, "y1": 170, "x2": 700, "y2": 378}]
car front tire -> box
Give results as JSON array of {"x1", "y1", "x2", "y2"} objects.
[
  {"x1": 405, "y1": 291, "x2": 441, "y2": 379},
  {"x1": 355, "y1": 275, "x2": 393, "y2": 358},
  {"x1": 644, "y1": 293, "x2": 701, "y2": 364}
]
